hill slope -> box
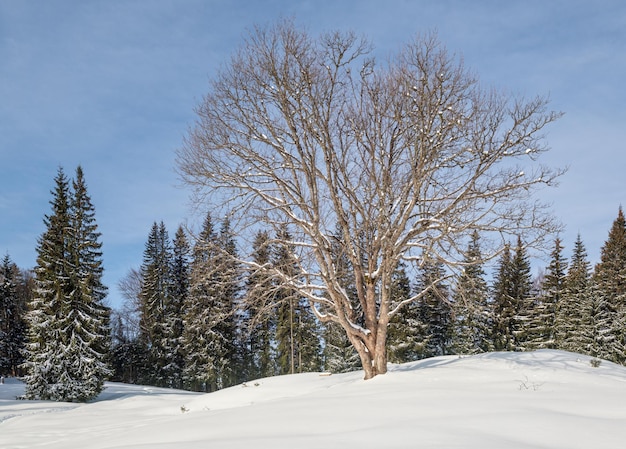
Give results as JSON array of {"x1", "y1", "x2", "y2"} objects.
[{"x1": 1, "y1": 350, "x2": 626, "y2": 448}]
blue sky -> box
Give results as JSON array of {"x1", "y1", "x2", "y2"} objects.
[{"x1": 1, "y1": 0, "x2": 624, "y2": 310}]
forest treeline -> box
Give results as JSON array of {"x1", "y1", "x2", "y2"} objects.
[{"x1": 2, "y1": 169, "x2": 626, "y2": 397}]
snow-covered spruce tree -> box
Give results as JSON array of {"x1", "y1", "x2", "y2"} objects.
[
  {"x1": 538, "y1": 237, "x2": 567, "y2": 348},
  {"x1": 182, "y1": 213, "x2": 217, "y2": 391},
  {"x1": 273, "y1": 231, "x2": 299, "y2": 375},
  {"x1": 182, "y1": 213, "x2": 239, "y2": 391},
  {"x1": 508, "y1": 237, "x2": 535, "y2": 351},
  {"x1": 177, "y1": 22, "x2": 563, "y2": 379},
  {"x1": 65, "y1": 166, "x2": 111, "y2": 394},
  {"x1": 387, "y1": 262, "x2": 427, "y2": 363},
  {"x1": 243, "y1": 230, "x2": 278, "y2": 379},
  {"x1": 557, "y1": 234, "x2": 594, "y2": 354},
  {"x1": 417, "y1": 258, "x2": 453, "y2": 358},
  {"x1": 491, "y1": 244, "x2": 515, "y2": 351},
  {"x1": 24, "y1": 167, "x2": 111, "y2": 402},
  {"x1": 24, "y1": 168, "x2": 73, "y2": 400},
  {"x1": 323, "y1": 321, "x2": 361, "y2": 373},
  {"x1": 526, "y1": 237, "x2": 567, "y2": 350},
  {"x1": 214, "y1": 218, "x2": 242, "y2": 387},
  {"x1": 322, "y1": 226, "x2": 361, "y2": 373},
  {"x1": 592, "y1": 207, "x2": 626, "y2": 364},
  {"x1": 492, "y1": 238, "x2": 536, "y2": 352},
  {"x1": 138, "y1": 221, "x2": 174, "y2": 386},
  {"x1": 162, "y1": 226, "x2": 189, "y2": 389},
  {"x1": 292, "y1": 297, "x2": 323, "y2": 372},
  {"x1": 587, "y1": 280, "x2": 611, "y2": 359},
  {"x1": 140, "y1": 222, "x2": 186, "y2": 387},
  {"x1": 450, "y1": 231, "x2": 491, "y2": 355},
  {"x1": 0, "y1": 255, "x2": 27, "y2": 377},
  {"x1": 274, "y1": 225, "x2": 322, "y2": 374}
]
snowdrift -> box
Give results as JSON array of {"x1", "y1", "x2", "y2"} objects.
[{"x1": 1, "y1": 350, "x2": 625, "y2": 448}]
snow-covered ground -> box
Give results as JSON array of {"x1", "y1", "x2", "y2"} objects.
[{"x1": 1, "y1": 350, "x2": 625, "y2": 448}]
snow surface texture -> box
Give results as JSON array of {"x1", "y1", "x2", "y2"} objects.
[{"x1": 1, "y1": 350, "x2": 625, "y2": 448}]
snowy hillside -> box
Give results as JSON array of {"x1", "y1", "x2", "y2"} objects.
[{"x1": 2, "y1": 350, "x2": 626, "y2": 448}]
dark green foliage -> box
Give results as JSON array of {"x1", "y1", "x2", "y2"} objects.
[
  {"x1": 0, "y1": 255, "x2": 28, "y2": 377},
  {"x1": 24, "y1": 167, "x2": 110, "y2": 402},
  {"x1": 322, "y1": 226, "x2": 361, "y2": 373},
  {"x1": 243, "y1": 230, "x2": 277, "y2": 379},
  {"x1": 25, "y1": 168, "x2": 73, "y2": 400},
  {"x1": 387, "y1": 262, "x2": 426, "y2": 363},
  {"x1": 509, "y1": 237, "x2": 534, "y2": 349},
  {"x1": 182, "y1": 213, "x2": 219, "y2": 391},
  {"x1": 451, "y1": 232, "x2": 491, "y2": 355},
  {"x1": 102, "y1": 205, "x2": 626, "y2": 387},
  {"x1": 108, "y1": 267, "x2": 144, "y2": 384},
  {"x1": 417, "y1": 258, "x2": 453, "y2": 358},
  {"x1": 68, "y1": 166, "x2": 111, "y2": 379},
  {"x1": 109, "y1": 339, "x2": 147, "y2": 384},
  {"x1": 491, "y1": 244, "x2": 514, "y2": 351},
  {"x1": 213, "y1": 218, "x2": 242, "y2": 387},
  {"x1": 508, "y1": 237, "x2": 534, "y2": 350},
  {"x1": 183, "y1": 215, "x2": 217, "y2": 391},
  {"x1": 323, "y1": 322, "x2": 361, "y2": 373},
  {"x1": 592, "y1": 207, "x2": 626, "y2": 363},
  {"x1": 555, "y1": 235, "x2": 594, "y2": 354},
  {"x1": 182, "y1": 214, "x2": 241, "y2": 391},
  {"x1": 527, "y1": 238, "x2": 567, "y2": 350},
  {"x1": 491, "y1": 239, "x2": 534, "y2": 352},
  {"x1": 587, "y1": 281, "x2": 610, "y2": 359},
  {"x1": 138, "y1": 221, "x2": 174, "y2": 386},
  {"x1": 273, "y1": 225, "x2": 322, "y2": 374},
  {"x1": 163, "y1": 226, "x2": 189, "y2": 388}
]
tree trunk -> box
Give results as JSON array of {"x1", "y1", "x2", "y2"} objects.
[
  {"x1": 349, "y1": 323, "x2": 389, "y2": 380},
  {"x1": 358, "y1": 345, "x2": 387, "y2": 379},
  {"x1": 373, "y1": 322, "x2": 389, "y2": 376}
]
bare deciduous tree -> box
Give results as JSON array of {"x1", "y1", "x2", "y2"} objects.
[
  {"x1": 177, "y1": 21, "x2": 563, "y2": 379},
  {"x1": 114, "y1": 267, "x2": 143, "y2": 343}
]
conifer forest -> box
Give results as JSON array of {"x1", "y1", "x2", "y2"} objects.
[{"x1": 1, "y1": 165, "x2": 626, "y2": 400}]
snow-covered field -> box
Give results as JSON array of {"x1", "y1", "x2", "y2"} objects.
[{"x1": 1, "y1": 350, "x2": 625, "y2": 448}]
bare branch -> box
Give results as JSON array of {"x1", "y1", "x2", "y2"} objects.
[{"x1": 177, "y1": 22, "x2": 564, "y2": 379}]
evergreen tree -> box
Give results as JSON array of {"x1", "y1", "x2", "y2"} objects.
[
  {"x1": 491, "y1": 238, "x2": 534, "y2": 352},
  {"x1": 529, "y1": 237, "x2": 567, "y2": 349},
  {"x1": 274, "y1": 225, "x2": 322, "y2": 374},
  {"x1": 588, "y1": 280, "x2": 610, "y2": 359},
  {"x1": 450, "y1": 232, "x2": 491, "y2": 355},
  {"x1": 24, "y1": 167, "x2": 110, "y2": 402},
  {"x1": 139, "y1": 221, "x2": 173, "y2": 386},
  {"x1": 24, "y1": 168, "x2": 72, "y2": 400},
  {"x1": 557, "y1": 235, "x2": 594, "y2": 354},
  {"x1": 162, "y1": 226, "x2": 189, "y2": 388},
  {"x1": 592, "y1": 207, "x2": 626, "y2": 363},
  {"x1": 182, "y1": 213, "x2": 215, "y2": 391},
  {"x1": 243, "y1": 230, "x2": 277, "y2": 379},
  {"x1": 0, "y1": 255, "x2": 27, "y2": 377},
  {"x1": 63, "y1": 166, "x2": 111, "y2": 394},
  {"x1": 109, "y1": 312, "x2": 146, "y2": 384},
  {"x1": 491, "y1": 244, "x2": 514, "y2": 351},
  {"x1": 322, "y1": 226, "x2": 361, "y2": 373},
  {"x1": 387, "y1": 262, "x2": 426, "y2": 363},
  {"x1": 509, "y1": 237, "x2": 534, "y2": 351},
  {"x1": 182, "y1": 213, "x2": 233, "y2": 391},
  {"x1": 213, "y1": 218, "x2": 242, "y2": 387},
  {"x1": 417, "y1": 258, "x2": 453, "y2": 358}
]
